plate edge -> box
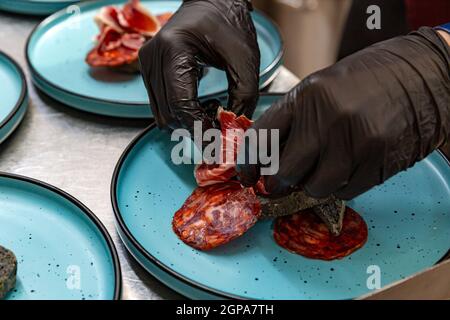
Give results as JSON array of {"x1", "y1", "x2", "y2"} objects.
[{"x1": 0, "y1": 171, "x2": 123, "y2": 300}]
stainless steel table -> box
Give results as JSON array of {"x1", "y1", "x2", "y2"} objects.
[{"x1": 0, "y1": 11, "x2": 300, "y2": 300}]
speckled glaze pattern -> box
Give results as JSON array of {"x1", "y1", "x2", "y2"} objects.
[
  {"x1": 0, "y1": 173, "x2": 121, "y2": 300},
  {"x1": 0, "y1": 52, "x2": 28, "y2": 145},
  {"x1": 112, "y1": 94, "x2": 450, "y2": 300},
  {"x1": 25, "y1": 0, "x2": 284, "y2": 118}
]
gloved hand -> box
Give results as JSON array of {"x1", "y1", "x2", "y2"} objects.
[
  {"x1": 237, "y1": 27, "x2": 450, "y2": 200},
  {"x1": 139, "y1": 0, "x2": 260, "y2": 132}
]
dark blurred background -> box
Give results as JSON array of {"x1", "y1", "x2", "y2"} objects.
[
  {"x1": 253, "y1": 0, "x2": 450, "y2": 157},
  {"x1": 254, "y1": 0, "x2": 449, "y2": 78}
]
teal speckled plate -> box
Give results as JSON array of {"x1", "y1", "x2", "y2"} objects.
[
  {"x1": 0, "y1": 51, "x2": 28, "y2": 145},
  {"x1": 26, "y1": 0, "x2": 283, "y2": 118},
  {"x1": 0, "y1": 173, "x2": 121, "y2": 300},
  {"x1": 111, "y1": 94, "x2": 450, "y2": 300},
  {"x1": 0, "y1": 0, "x2": 80, "y2": 15}
]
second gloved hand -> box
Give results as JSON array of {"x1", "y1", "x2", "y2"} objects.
[
  {"x1": 237, "y1": 27, "x2": 450, "y2": 200},
  {"x1": 139, "y1": 0, "x2": 260, "y2": 132}
]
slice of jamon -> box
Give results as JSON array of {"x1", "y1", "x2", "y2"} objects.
[
  {"x1": 86, "y1": 27, "x2": 145, "y2": 68},
  {"x1": 88, "y1": 0, "x2": 173, "y2": 70},
  {"x1": 118, "y1": 0, "x2": 161, "y2": 37},
  {"x1": 195, "y1": 108, "x2": 253, "y2": 187},
  {"x1": 173, "y1": 181, "x2": 261, "y2": 250},
  {"x1": 94, "y1": 6, "x2": 123, "y2": 33},
  {"x1": 273, "y1": 207, "x2": 368, "y2": 260},
  {"x1": 121, "y1": 33, "x2": 146, "y2": 50}
]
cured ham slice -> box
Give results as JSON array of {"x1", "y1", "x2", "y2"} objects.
[
  {"x1": 121, "y1": 32, "x2": 146, "y2": 50},
  {"x1": 87, "y1": 0, "x2": 172, "y2": 70},
  {"x1": 173, "y1": 181, "x2": 261, "y2": 250},
  {"x1": 273, "y1": 207, "x2": 368, "y2": 260},
  {"x1": 118, "y1": 0, "x2": 161, "y2": 37},
  {"x1": 94, "y1": 6, "x2": 123, "y2": 33},
  {"x1": 195, "y1": 108, "x2": 253, "y2": 186},
  {"x1": 86, "y1": 27, "x2": 145, "y2": 68}
]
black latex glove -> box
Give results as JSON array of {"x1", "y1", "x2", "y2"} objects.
[
  {"x1": 237, "y1": 27, "x2": 450, "y2": 200},
  {"x1": 139, "y1": 0, "x2": 260, "y2": 132}
]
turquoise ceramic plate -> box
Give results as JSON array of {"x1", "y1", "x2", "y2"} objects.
[
  {"x1": 26, "y1": 0, "x2": 283, "y2": 118},
  {"x1": 0, "y1": 0, "x2": 79, "y2": 15},
  {"x1": 111, "y1": 94, "x2": 450, "y2": 300},
  {"x1": 0, "y1": 51, "x2": 28, "y2": 145},
  {"x1": 0, "y1": 173, "x2": 121, "y2": 300}
]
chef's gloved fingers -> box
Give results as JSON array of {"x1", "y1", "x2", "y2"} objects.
[
  {"x1": 222, "y1": 1, "x2": 260, "y2": 119},
  {"x1": 139, "y1": 31, "x2": 204, "y2": 132},
  {"x1": 139, "y1": 38, "x2": 164, "y2": 124},
  {"x1": 225, "y1": 60, "x2": 260, "y2": 120},
  {"x1": 236, "y1": 135, "x2": 261, "y2": 187},
  {"x1": 236, "y1": 91, "x2": 298, "y2": 187},
  {"x1": 263, "y1": 105, "x2": 321, "y2": 196},
  {"x1": 263, "y1": 132, "x2": 319, "y2": 197}
]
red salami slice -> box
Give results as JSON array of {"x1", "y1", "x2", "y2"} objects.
[
  {"x1": 273, "y1": 207, "x2": 368, "y2": 260},
  {"x1": 173, "y1": 181, "x2": 261, "y2": 250},
  {"x1": 195, "y1": 108, "x2": 253, "y2": 186}
]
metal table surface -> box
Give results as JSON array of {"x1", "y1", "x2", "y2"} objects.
[{"x1": 0, "y1": 11, "x2": 300, "y2": 300}]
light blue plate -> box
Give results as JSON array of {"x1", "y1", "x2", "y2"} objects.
[
  {"x1": 0, "y1": 51, "x2": 28, "y2": 145},
  {"x1": 0, "y1": 173, "x2": 121, "y2": 300},
  {"x1": 0, "y1": 0, "x2": 80, "y2": 15},
  {"x1": 111, "y1": 94, "x2": 450, "y2": 300},
  {"x1": 26, "y1": 0, "x2": 283, "y2": 118}
]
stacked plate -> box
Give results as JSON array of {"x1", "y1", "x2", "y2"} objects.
[
  {"x1": 25, "y1": 0, "x2": 283, "y2": 118},
  {"x1": 0, "y1": 0, "x2": 80, "y2": 15},
  {"x1": 0, "y1": 51, "x2": 28, "y2": 145},
  {"x1": 0, "y1": 173, "x2": 121, "y2": 300},
  {"x1": 111, "y1": 94, "x2": 450, "y2": 299}
]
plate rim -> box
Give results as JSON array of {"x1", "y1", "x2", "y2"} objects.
[
  {"x1": 24, "y1": 0, "x2": 284, "y2": 107},
  {"x1": 111, "y1": 92, "x2": 450, "y2": 299},
  {"x1": 0, "y1": 51, "x2": 28, "y2": 133},
  {"x1": 0, "y1": 171, "x2": 122, "y2": 300}
]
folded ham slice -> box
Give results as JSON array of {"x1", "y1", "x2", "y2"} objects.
[
  {"x1": 87, "y1": 0, "x2": 172, "y2": 70},
  {"x1": 195, "y1": 108, "x2": 253, "y2": 186},
  {"x1": 118, "y1": 0, "x2": 161, "y2": 37},
  {"x1": 94, "y1": 6, "x2": 123, "y2": 33}
]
